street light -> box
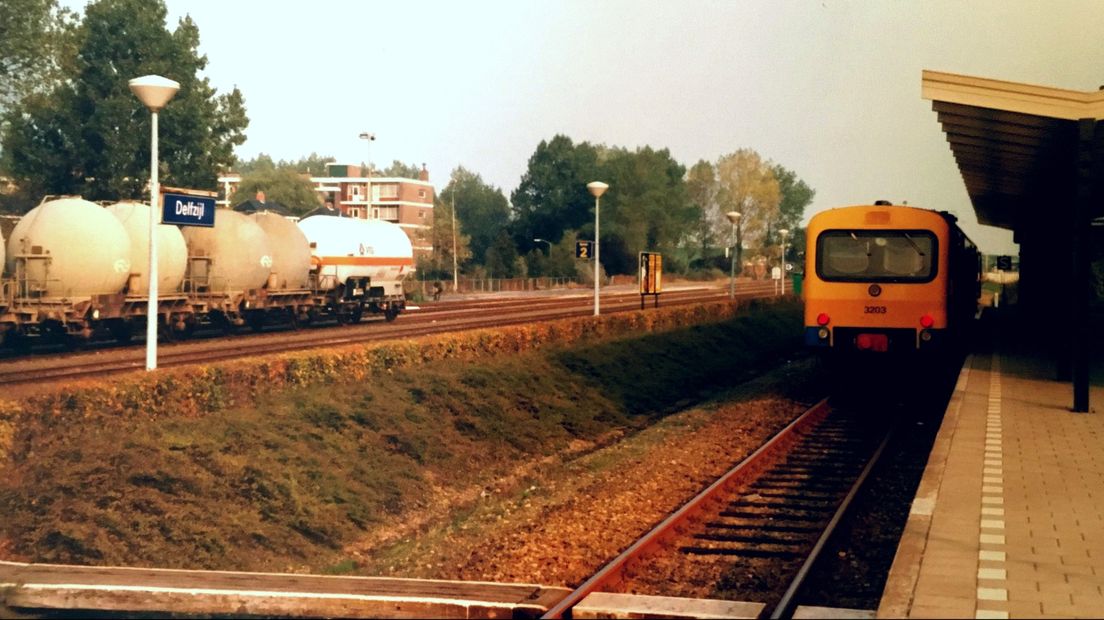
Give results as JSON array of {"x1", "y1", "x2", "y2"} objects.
[
  {"x1": 451, "y1": 191, "x2": 459, "y2": 291},
  {"x1": 129, "y1": 74, "x2": 179, "y2": 372},
  {"x1": 533, "y1": 238, "x2": 552, "y2": 253},
  {"x1": 725, "y1": 211, "x2": 741, "y2": 299},
  {"x1": 587, "y1": 181, "x2": 608, "y2": 316},
  {"x1": 359, "y1": 132, "x2": 375, "y2": 218},
  {"x1": 778, "y1": 228, "x2": 790, "y2": 296}
]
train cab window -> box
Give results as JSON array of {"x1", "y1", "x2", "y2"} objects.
[{"x1": 817, "y1": 230, "x2": 937, "y2": 283}]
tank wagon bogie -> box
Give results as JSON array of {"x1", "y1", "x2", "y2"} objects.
[
  {"x1": 0, "y1": 197, "x2": 415, "y2": 351},
  {"x1": 803, "y1": 202, "x2": 980, "y2": 360}
]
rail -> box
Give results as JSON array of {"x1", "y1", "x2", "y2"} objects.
[{"x1": 541, "y1": 398, "x2": 831, "y2": 619}]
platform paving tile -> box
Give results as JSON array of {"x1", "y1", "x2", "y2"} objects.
[{"x1": 878, "y1": 348, "x2": 1104, "y2": 619}]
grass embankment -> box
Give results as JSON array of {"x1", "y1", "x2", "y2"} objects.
[{"x1": 0, "y1": 299, "x2": 802, "y2": 572}]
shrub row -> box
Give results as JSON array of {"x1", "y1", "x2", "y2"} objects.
[{"x1": 0, "y1": 298, "x2": 789, "y2": 462}]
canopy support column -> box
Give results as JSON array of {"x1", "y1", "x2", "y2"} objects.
[{"x1": 1071, "y1": 118, "x2": 1095, "y2": 412}]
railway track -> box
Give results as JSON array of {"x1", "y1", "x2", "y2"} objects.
[
  {"x1": 543, "y1": 399, "x2": 893, "y2": 619},
  {"x1": 0, "y1": 283, "x2": 779, "y2": 388}
]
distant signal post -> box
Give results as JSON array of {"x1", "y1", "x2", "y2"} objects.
[{"x1": 639, "y1": 252, "x2": 662, "y2": 309}]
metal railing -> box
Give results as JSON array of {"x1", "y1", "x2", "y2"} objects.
[{"x1": 409, "y1": 276, "x2": 579, "y2": 296}]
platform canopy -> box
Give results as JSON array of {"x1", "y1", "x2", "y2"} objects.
[
  {"x1": 921, "y1": 70, "x2": 1104, "y2": 233},
  {"x1": 922, "y1": 69, "x2": 1104, "y2": 413}
]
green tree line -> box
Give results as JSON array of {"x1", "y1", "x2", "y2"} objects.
[{"x1": 420, "y1": 135, "x2": 814, "y2": 282}]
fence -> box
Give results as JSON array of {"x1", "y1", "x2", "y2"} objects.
[{"x1": 408, "y1": 277, "x2": 580, "y2": 297}]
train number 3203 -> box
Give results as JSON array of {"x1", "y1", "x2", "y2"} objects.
[{"x1": 864, "y1": 306, "x2": 887, "y2": 314}]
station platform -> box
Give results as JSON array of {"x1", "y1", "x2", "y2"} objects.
[{"x1": 878, "y1": 334, "x2": 1104, "y2": 618}]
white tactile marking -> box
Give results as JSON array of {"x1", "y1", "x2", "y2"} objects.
[{"x1": 977, "y1": 355, "x2": 1007, "y2": 620}]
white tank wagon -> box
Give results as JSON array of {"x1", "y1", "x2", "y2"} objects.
[
  {"x1": 298, "y1": 215, "x2": 413, "y2": 321},
  {"x1": 251, "y1": 212, "x2": 311, "y2": 290},
  {"x1": 181, "y1": 208, "x2": 273, "y2": 292},
  {"x1": 0, "y1": 203, "x2": 416, "y2": 353},
  {"x1": 5, "y1": 197, "x2": 132, "y2": 298},
  {"x1": 1, "y1": 197, "x2": 132, "y2": 346},
  {"x1": 107, "y1": 201, "x2": 188, "y2": 295}
]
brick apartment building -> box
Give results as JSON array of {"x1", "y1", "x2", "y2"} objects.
[{"x1": 217, "y1": 163, "x2": 435, "y2": 256}]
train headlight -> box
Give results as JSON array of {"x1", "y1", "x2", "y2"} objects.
[
  {"x1": 920, "y1": 314, "x2": 934, "y2": 328},
  {"x1": 818, "y1": 327, "x2": 829, "y2": 340},
  {"x1": 920, "y1": 330, "x2": 933, "y2": 342},
  {"x1": 816, "y1": 313, "x2": 830, "y2": 326},
  {"x1": 92, "y1": 309, "x2": 100, "y2": 320}
]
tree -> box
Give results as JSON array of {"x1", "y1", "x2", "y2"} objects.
[
  {"x1": 510, "y1": 135, "x2": 599, "y2": 253},
  {"x1": 685, "y1": 159, "x2": 721, "y2": 267},
  {"x1": 0, "y1": 0, "x2": 248, "y2": 204},
  {"x1": 440, "y1": 166, "x2": 510, "y2": 270},
  {"x1": 597, "y1": 146, "x2": 692, "y2": 275},
  {"x1": 381, "y1": 160, "x2": 422, "y2": 179},
  {"x1": 772, "y1": 163, "x2": 815, "y2": 265},
  {"x1": 715, "y1": 149, "x2": 780, "y2": 270},
  {"x1": 228, "y1": 167, "x2": 320, "y2": 216},
  {"x1": 0, "y1": 0, "x2": 75, "y2": 115},
  {"x1": 235, "y1": 153, "x2": 335, "y2": 176},
  {"x1": 426, "y1": 192, "x2": 471, "y2": 281},
  {"x1": 483, "y1": 229, "x2": 520, "y2": 278}
]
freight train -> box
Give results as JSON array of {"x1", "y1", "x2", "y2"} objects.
[
  {"x1": 803, "y1": 202, "x2": 981, "y2": 360},
  {"x1": 0, "y1": 197, "x2": 414, "y2": 351}
]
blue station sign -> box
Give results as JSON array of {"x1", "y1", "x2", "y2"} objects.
[{"x1": 162, "y1": 191, "x2": 216, "y2": 227}]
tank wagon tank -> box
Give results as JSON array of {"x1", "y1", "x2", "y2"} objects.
[
  {"x1": 298, "y1": 215, "x2": 413, "y2": 322},
  {"x1": 251, "y1": 211, "x2": 311, "y2": 290},
  {"x1": 107, "y1": 201, "x2": 188, "y2": 296},
  {"x1": 2, "y1": 197, "x2": 132, "y2": 346},
  {"x1": 100, "y1": 201, "x2": 190, "y2": 341}
]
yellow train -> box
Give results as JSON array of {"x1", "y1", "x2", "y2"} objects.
[{"x1": 803, "y1": 202, "x2": 980, "y2": 357}]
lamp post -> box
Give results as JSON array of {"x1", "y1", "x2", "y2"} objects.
[
  {"x1": 451, "y1": 191, "x2": 459, "y2": 291},
  {"x1": 129, "y1": 74, "x2": 179, "y2": 372},
  {"x1": 533, "y1": 238, "x2": 552, "y2": 253},
  {"x1": 725, "y1": 211, "x2": 741, "y2": 299},
  {"x1": 359, "y1": 132, "x2": 375, "y2": 217},
  {"x1": 587, "y1": 181, "x2": 608, "y2": 316},
  {"x1": 779, "y1": 228, "x2": 789, "y2": 296}
]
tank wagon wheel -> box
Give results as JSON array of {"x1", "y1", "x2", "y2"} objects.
[
  {"x1": 210, "y1": 311, "x2": 235, "y2": 336},
  {"x1": 247, "y1": 311, "x2": 266, "y2": 333},
  {"x1": 384, "y1": 308, "x2": 399, "y2": 322},
  {"x1": 156, "y1": 319, "x2": 177, "y2": 344},
  {"x1": 350, "y1": 307, "x2": 364, "y2": 324},
  {"x1": 108, "y1": 319, "x2": 134, "y2": 344},
  {"x1": 4, "y1": 331, "x2": 32, "y2": 355},
  {"x1": 63, "y1": 333, "x2": 88, "y2": 352},
  {"x1": 175, "y1": 318, "x2": 197, "y2": 340}
]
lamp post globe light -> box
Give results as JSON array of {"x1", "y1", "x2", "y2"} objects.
[
  {"x1": 587, "y1": 181, "x2": 608, "y2": 316},
  {"x1": 778, "y1": 228, "x2": 790, "y2": 296},
  {"x1": 725, "y1": 211, "x2": 741, "y2": 299},
  {"x1": 129, "y1": 74, "x2": 180, "y2": 372}
]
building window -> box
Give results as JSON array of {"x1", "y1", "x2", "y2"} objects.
[
  {"x1": 350, "y1": 208, "x2": 361, "y2": 218},
  {"x1": 419, "y1": 211, "x2": 425, "y2": 218},
  {"x1": 376, "y1": 184, "x2": 398, "y2": 200},
  {"x1": 418, "y1": 189, "x2": 426, "y2": 198}
]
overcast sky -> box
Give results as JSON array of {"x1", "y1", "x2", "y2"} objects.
[{"x1": 69, "y1": 0, "x2": 1104, "y2": 254}]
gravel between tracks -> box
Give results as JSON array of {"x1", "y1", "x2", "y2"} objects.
[{"x1": 350, "y1": 362, "x2": 820, "y2": 589}]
